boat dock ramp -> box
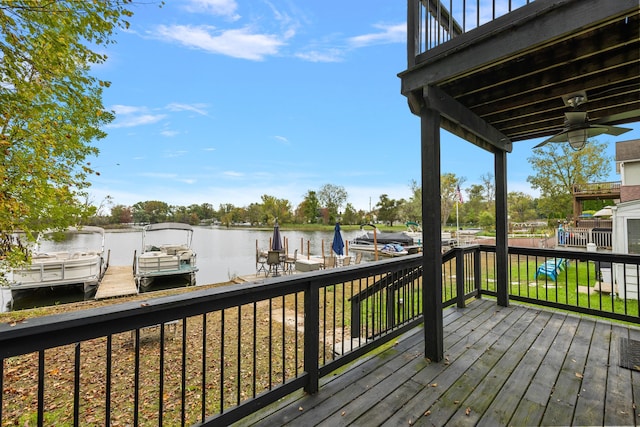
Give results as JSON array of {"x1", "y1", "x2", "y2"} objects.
[{"x1": 95, "y1": 265, "x2": 138, "y2": 299}]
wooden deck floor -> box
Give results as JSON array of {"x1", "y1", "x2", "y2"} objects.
[{"x1": 237, "y1": 299, "x2": 640, "y2": 426}]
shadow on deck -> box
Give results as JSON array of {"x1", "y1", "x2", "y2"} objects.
[{"x1": 237, "y1": 299, "x2": 639, "y2": 426}]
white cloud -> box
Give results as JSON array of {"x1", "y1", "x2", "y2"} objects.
[
  {"x1": 164, "y1": 150, "x2": 188, "y2": 158},
  {"x1": 274, "y1": 135, "x2": 289, "y2": 144},
  {"x1": 153, "y1": 24, "x2": 285, "y2": 61},
  {"x1": 295, "y1": 49, "x2": 344, "y2": 63},
  {"x1": 166, "y1": 103, "x2": 208, "y2": 116},
  {"x1": 348, "y1": 23, "x2": 405, "y2": 48},
  {"x1": 139, "y1": 172, "x2": 178, "y2": 179},
  {"x1": 108, "y1": 113, "x2": 167, "y2": 128},
  {"x1": 223, "y1": 171, "x2": 244, "y2": 177},
  {"x1": 160, "y1": 129, "x2": 179, "y2": 137},
  {"x1": 111, "y1": 104, "x2": 146, "y2": 115},
  {"x1": 183, "y1": 0, "x2": 240, "y2": 21}
]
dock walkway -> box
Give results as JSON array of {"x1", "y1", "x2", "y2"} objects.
[{"x1": 95, "y1": 265, "x2": 138, "y2": 299}]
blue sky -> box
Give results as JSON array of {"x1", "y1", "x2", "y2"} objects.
[{"x1": 89, "y1": 0, "x2": 640, "y2": 213}]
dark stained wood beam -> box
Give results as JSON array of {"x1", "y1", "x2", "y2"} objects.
[
  {"x1": 421, "y1": 106, "x2": 443, "y2": 362},
  {"x1": 495, "y1": 151, "x2": 509, "y2": 307},
  {"x1": 423, "y1": 85, "x2": 512, "y2": 153}
]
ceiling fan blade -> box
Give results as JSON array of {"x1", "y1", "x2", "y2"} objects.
[
  {"x1": 533, "y1": 132, "x2": 565, "y2": 148},
  {"x1": 565, "y1": 111, "x2": 587, "y2": 125},
  {"x1": 591, "y1": 109, "x2": 640, "y2": 125},
  {"x1": 588, "y1": 124, "x2": 633, "y2": 136}
]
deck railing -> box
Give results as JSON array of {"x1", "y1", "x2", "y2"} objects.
[
  {"x1": 0, "y1": 255, "x2": 424, "y2": 426},
  {"x1": 408, "y1": 0, "x2": 534, "y2": 62},
  {"x1": 478, "y1": 245, "x2": 640, "y2": 322},
  {"x1": 2, "y1": 245, "x2": 639, "y2": 426},
  {"x1": 556, "y1": 226, "x2": 613, "y2": 250}
]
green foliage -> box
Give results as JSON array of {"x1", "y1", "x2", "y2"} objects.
[
  {"x1": 441, "y1": 173, "x2": 465, "y2": 226},
  {"x1": 478, "y1": 211, "x2": 495, "y2": 228},
  {"x1": 0, "y1": 1, "x2": 133, "y2": 264},
  {"x1": 317, "y1": 183, "x2": 347, "y2": 223},
  {"x1": 508, "y1": 191, "x2": 537, "y2": 223},
  {"x1": 261, "y1": 194, "x2": 292, "y2": 224},
  {"x1": 527, "y1": 140, "x2": 611, "y2": 219},
  {"x1": 341, "y1": 203, "x2": 359, "y2": 225},
  {"x1": 376, "y1": 194, "x2": 403, "y2": 226},
  {"x1": 298, "y1": 190, "x2": 320, "y2": 224}
]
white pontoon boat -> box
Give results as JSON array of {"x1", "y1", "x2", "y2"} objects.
[
  {"x1": 134, "y1": 222, "x2": 198, "y2": 291},
  {"x1": 8, "y1": 226, "x2": 108, "y2": 294}
]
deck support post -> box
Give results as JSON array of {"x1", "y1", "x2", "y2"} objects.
[
  {"x1": 495, "y1": 150, "x2": 509, "y2": 307},
  {"x1": 421, "y1": 105, "x2": 444, "y2": 362}
]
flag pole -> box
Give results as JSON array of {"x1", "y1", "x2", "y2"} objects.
[{"x1": 456, "y1": 200, "x2": 459, "y2": 247}]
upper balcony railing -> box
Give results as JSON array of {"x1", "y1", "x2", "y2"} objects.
[
  {"x1": 407, "y1": 0, "x2": 534, "y2": 66},
  {"x1": 572, "y1": 181, "x2": 622, "y2": 196}
]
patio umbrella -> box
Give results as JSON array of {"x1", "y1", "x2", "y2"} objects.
[
  {"x1": 271, "y1": 221, "x2": 283, "y2": 251},
  {"x1": 593, "y1": 206, "x2": 614, "y2": 217},
  {"x1": 332, "y1": 223, "x2": 344, "y2": 256}
]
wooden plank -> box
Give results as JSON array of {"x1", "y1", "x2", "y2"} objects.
[
  {"x1": 572, "y1": 321, "x2": 611, "y2": 425},
  {"x1": 478, "y1": 311, "x2": 565, "y2": 426},
  {"x1": 509, "y1": 314, "x2": 578, "y2": 425},
  {"x1": 540, "y1": 317, "x2": 595, "y2": 425},
  {"x1": 94, "y1": 265, "x2": 137, "y2": 299},
  {"x1": 604, "y1": 324, "x2": 636, "y2": 426},
  {"x1": 378, "y1": 302, "x2": 528, "y2": 425},
  {"x1": 629, "y1": 327, "x2": 640, "y2": 427},
  {"x1": 443, "y1": 309, "x2": 551, "y2": 425}
]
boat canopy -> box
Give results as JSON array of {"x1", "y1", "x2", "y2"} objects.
[
  {"x1": 353, "y1": 231, "x2": 414, "y2": 246},
  {"x1": 144, "y1": 222, "x2": 194, "y2": 232}
]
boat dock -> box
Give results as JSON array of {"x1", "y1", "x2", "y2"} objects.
[{"x1": 95, "y1": 265, "x2": 138, "y2": 299}]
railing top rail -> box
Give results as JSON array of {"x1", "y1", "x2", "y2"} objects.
[{"x1": 475, "y1": 243, "x2": 640, "y2": 262}]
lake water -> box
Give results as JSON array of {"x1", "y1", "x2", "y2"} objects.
[{"x1": 1, "y1": 226, "x2": 364, "y2": 312}]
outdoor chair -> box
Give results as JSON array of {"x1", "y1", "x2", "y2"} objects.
[
  {"x1": 342, "y1": 256, "x2": 351, "y2": 267},
  {"x1": 256, "y1": 249, "x2": 268, "y2": 276},
  {"x1": 535, "y1": 258, "x2": 567, "y2": 281},
  {"x1": 267, "y1": 250, "x2": 283, "y2": 276},
  {"x1": 354, "y1": 252, "x2": 363, "y2": 264},
  {"x1": 284, "y1": 249, "x2": 297, "y2": 274},
  {"x1": 323, "y1": 256, "x2": 336, "y2": 269}
]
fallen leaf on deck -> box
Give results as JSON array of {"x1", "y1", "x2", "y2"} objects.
[
  {"x1": 424, "y1": 410, "x2": 431, "y2": 416},
  {"x1": 465, "y1": 407, "x2": 471, "y2": 416},
  {"x1": 431, "y1": 383, "x2": 437, "y2": 387},
  {"x1": 575, "y1": 372, "x2": 583, "y2": 379}
]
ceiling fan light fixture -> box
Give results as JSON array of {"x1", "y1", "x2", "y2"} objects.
[{"x1": 567, "y1": 128, "x2": 587, "y2": 150}]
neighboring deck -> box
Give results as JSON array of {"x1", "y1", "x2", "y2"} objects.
[
  {"x1": 94, "y1": 265, "x2": 137, "y2": 299},
  {"x1": 237, "y1": 299, "x2": 639, "y2": 426}
]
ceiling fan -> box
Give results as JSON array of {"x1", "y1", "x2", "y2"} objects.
[{"x1": 534, "y1": 92, "x2": 633, "y2": 150}]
